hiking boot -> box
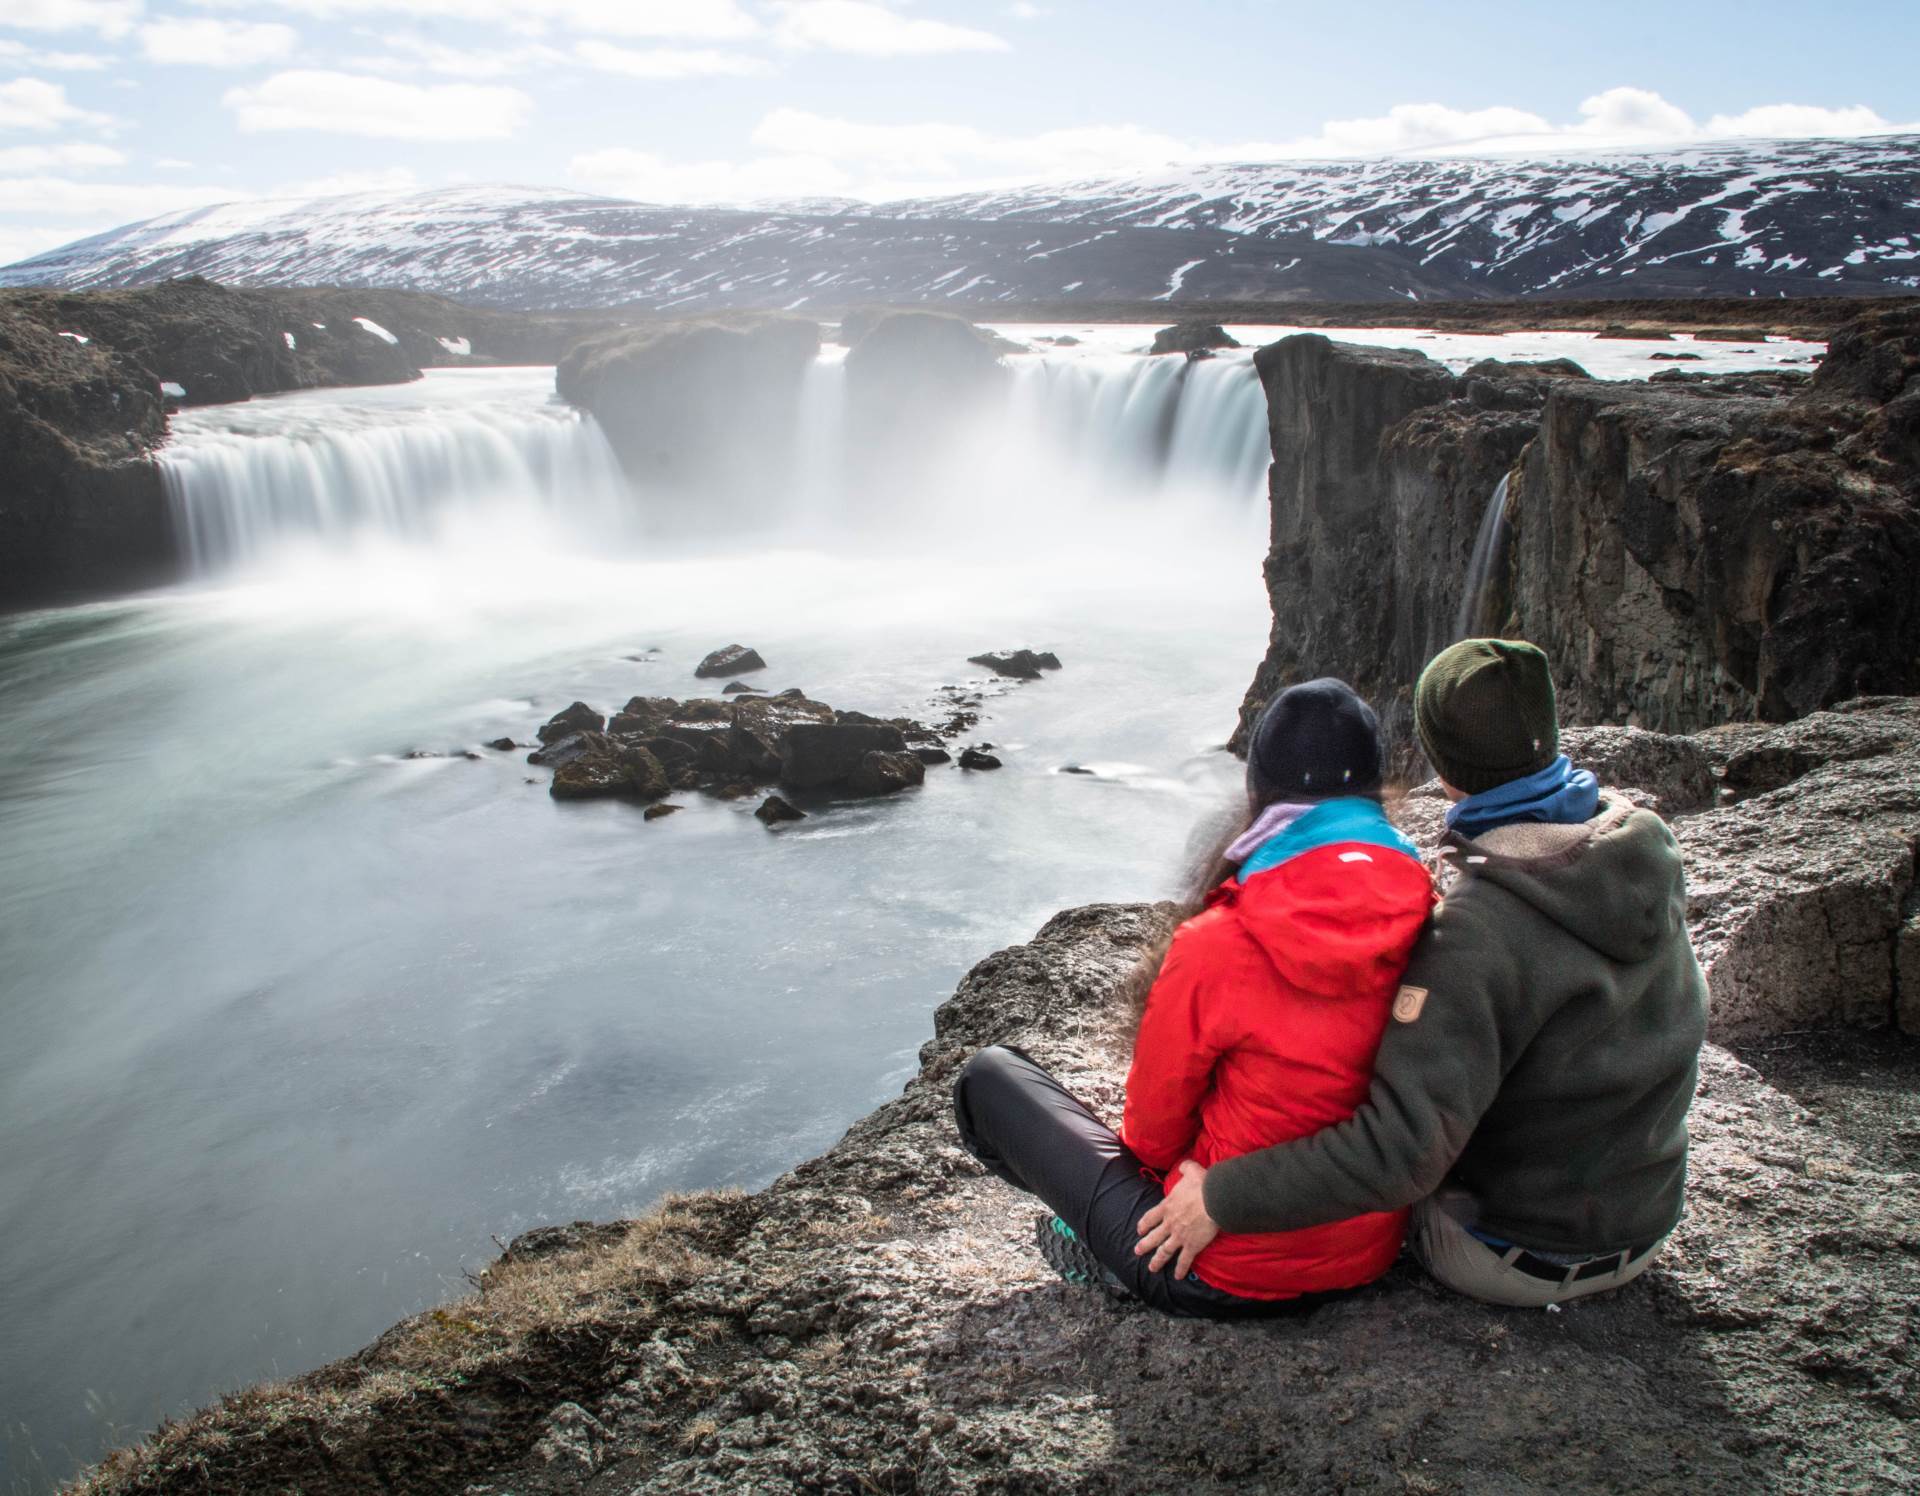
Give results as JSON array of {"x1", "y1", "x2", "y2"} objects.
[{"x1": 1033, "y1": 1214, "x2": 1132, "y2": 1298}]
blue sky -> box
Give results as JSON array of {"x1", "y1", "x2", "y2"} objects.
[{"x1": 3, "y1": 0, "x2": 1917, "y2": 265}]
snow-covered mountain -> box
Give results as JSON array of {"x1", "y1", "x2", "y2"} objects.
[{"x1": 5, "y1": 137, "x2": 1917, "y2": 311}]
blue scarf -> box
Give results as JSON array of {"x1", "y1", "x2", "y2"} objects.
[
  {"x1": 1237, "y1": 797, "x2": 1421, "y2": 880},
  {"x1": 1445, "y1": 754, "x2": 1600, "y2": 840}
]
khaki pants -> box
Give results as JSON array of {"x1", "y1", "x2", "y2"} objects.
[{"x1": 1411, "y1": 1191, "x2": 1662, "y2": 1308}]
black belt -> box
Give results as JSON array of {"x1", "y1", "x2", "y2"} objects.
[{"x1": 1505, "y1": 1241, "x2": 1659, "y2": 1284}]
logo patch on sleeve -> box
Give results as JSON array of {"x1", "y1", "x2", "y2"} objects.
[{"x1": 1392, "y1": 985, "x2": 1429, "y2": 1023}]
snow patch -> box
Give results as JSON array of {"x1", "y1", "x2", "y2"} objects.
[
  {"x1": 352, "y1": 317, "x2": 398, "y2": 345},
  {"x1": 283, "y1": 331, "x2": 297, "y2": 349},
  {"x1": 56, "y1": 331, "x2": 89, "y2": 344},
  {"x1": 1152, "y1": 259, "x2": 1205, "y2": 301},
  {"x1": 437, "y1": 335, "x2": 472, "y2": 356}
]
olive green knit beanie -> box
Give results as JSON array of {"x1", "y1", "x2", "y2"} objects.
[{"x1": 1414, "y1": 638, "x2": 1560, "y2": 794}]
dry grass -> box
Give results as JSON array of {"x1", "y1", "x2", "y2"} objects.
[{"x1": 70, "y1": 1191, "x2": 746, "y2": 1495}]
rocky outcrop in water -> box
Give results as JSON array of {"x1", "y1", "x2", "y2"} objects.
[
  {"x1": 527, "y1": 688, "x2": 952, "y2": 806},
  {"x1": 1148, "y1": 320, "x2": 1240, "y2": 356},
  {"x1": 555, "y1": 317, "x2": 821, "y2": 506},
  {"x1": 967, "y1": 648, "x2": 1061, "y2": 680},
  {"x1": 77, "y1": 718, "x2": 1920, "y2": 1494},
  {"x1": 1235, "y1": 306, "x2": 1920, "y2": 768}
]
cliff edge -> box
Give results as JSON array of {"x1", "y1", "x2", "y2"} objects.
[{"x1": 77, "y1": 705, "x2": 1920, "y2": 1495}]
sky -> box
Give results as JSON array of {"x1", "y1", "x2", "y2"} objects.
[{"x1": 2, "y1": 0, "x2": 1918, "y2": 266}]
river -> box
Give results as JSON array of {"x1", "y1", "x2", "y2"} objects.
[{"x1": 0, "y1": 325, "x2": 1818, "y2": 1489}]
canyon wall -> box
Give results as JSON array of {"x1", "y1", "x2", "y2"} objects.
[{"x1": 1236, "y1": 306, "x2": 1920, "y2": 771}]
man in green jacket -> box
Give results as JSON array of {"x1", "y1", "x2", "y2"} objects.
[{"x1": 1136, "y1": 638, "x2": 1709, "y2": 1307}]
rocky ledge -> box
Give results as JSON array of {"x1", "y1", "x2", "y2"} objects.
[
  {"x1": 78, "y1": 701, "x2": 1920, "y2": 1495},
  {"x1": 1235, "y1": 302, "x2": 1920, "y2": 769}
]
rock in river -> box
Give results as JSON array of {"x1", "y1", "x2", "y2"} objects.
[
  {"x1": 695, "y1": 644, "x2": 766, "y2": 679},
  {"x1": 548, "y1": 733, "x2": 669, "y2": 801},
  {"x1": 754, "y1": 794, "x2": 805, "y2": 824},
  {"x1": 779, "y1": 721, "x2": 909, "y2": 790},
  {"x1": 536, "y1": 701, "x2": 605, "y2": 743},
  {"x1": 847, "y1": 750, "x2": 926, "y2": 797},
  {"x1": 968, "y1": 649, "x2": 1061, "y2": 680}
]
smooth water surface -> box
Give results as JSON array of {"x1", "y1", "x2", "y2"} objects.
[{"x1": 0, "y1": 355, "x2": 1268, "y2": 1489}]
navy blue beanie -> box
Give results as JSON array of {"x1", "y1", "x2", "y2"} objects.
[{"x1": 1247, "y1": 677, "x2": 1385, "y2": 803}]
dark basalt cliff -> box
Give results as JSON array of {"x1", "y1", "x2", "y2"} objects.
[
  {"x1": 1235, "y1": 306, "x2": 1920, "y2": 768},
  {"x1": 0, "y1": 302, "x2": 172, "y2": 605},
  {"x1": 74, "y1": 706, "x2": 1920, "y2": 1495}
]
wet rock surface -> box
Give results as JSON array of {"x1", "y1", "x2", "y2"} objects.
[
  {"x1": 967, "y1": 648, "x2": 1062, "y2": 680},
  {"x1": 515, "y1": 683, "x2": 975, "y2": 807},
  {"x1": 694, "y1": 644, "x2": 766, "y2": 679},
  {"x1": 1148, "y1": 320, "x2": 1241, "y2": 356}
]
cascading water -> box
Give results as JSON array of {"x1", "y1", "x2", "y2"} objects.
[
  {"x1": 1454, "y1": 472, "x2": 1513, "y2": 641},
  {"x1": 158, "y1": 369, "x2": 635, "y2": 572},
  {"x1": 156, "y1": 347, "x2": 1273, "y2": 574}
]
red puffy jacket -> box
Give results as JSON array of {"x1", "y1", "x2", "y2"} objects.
[{"x1": 1120, "y1": 830, "x2": 1435, "y2": 1299}]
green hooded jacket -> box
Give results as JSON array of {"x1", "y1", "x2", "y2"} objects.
[{"x1": 1203, "y1": 799, "x2": 1709, "y2": 1255}]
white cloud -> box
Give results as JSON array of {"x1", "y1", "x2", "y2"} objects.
[
  {"x1": 1703, "y1": 102, "x2": 1898, "y2": 139},
  {"x1": 0, "y1": 140, "x2": 122, "y2": 168},
  {"x1": 770, "y1": 1, "x2": 1008, "y2": 56},
  {"x1": 1006, "y1": 1, "x2": 1044, "y2": 15},
  {"x1": 4, "y1": 1, "x2": 143, "y2": 39},
  {"x1": 273, "y1": 164, "x2": 419, "y2": 197},
  {"x1": 752, "y1": 109, "x2": 1187, "y2": 182},
  {"x1": 348, "y1": 33, "x2": 567, "y2": 77},
  {"x1": 0, "y1": 174, "x2": 245, "y2": 222},
  {"x1": 0, "y1": 221, "x2": 107, "y2": 263},
  {"x1": 1266, "y1": 87, "x2": 1915, "y2": 159},
  {"x1": 570, "y1": 145, "x2": 851, "y2": 202},
  {"x1": 139, "y1": 17, "x2": 299, "y2": 67},
  {"x1": 223, "y1": 70, "x2": 531, "y2": 139},
  {"x1": 0, "y1": 77, "x2": 114, "y2": 131},
  {"x1": 0, "y1": 40, "x2": 109, "y2": 69},
  {"x1": 568, "y1": 89, "x2": 1920, "y2": 209},
  {"x1": 189, "y1": 0, "x2": 759, "y2": 40},
  {"x1": 573, "y1": 40, "x2": 770, "y2": 79},
  {"x1": 1273, "y1": 102, "x2": 1555, "y2": 156}
]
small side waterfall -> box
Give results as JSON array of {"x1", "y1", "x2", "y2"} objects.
[{"x1": 1454, "y1": 473, "x2": 1513, "y2": 640}]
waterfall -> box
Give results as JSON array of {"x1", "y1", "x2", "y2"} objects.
[
  {"x1": 157, "y1": 349, "x2": 1272, "y2": 576},
  {"x1": 1003, "y1": 350, "x2": 1269, "y2": 500},
  {"x1": 1454, "y1": 473, "x2": 1513, "y2": 641},
  {"x1": 159, "y1": 379, "x2": 633, "y2": 573}
]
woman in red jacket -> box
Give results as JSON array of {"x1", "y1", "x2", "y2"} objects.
[{"x1": 953, "y1": 678, "x2": 1434, "y2": 1316}]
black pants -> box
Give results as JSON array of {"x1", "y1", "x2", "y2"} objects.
[{"x1": 952, "y1": 1045, "x2": 1311, "y2": 1320}]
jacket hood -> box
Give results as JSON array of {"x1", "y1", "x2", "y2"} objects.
[
  {"x1": 1226, "y1": 841, "x2": 1435, "y2": 1002},
  {"x1": 1447, "y1": 799, "x2": 1686, "y2": 964}
]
